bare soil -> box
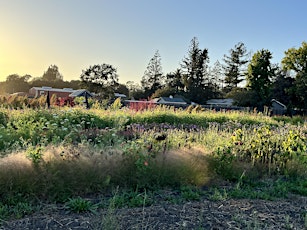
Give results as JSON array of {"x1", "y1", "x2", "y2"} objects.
[{"x1": 1, "y1": 195, "x2": 306, "y2": 230}]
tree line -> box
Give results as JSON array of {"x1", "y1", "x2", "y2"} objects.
[{"x1": 0, "y1": 38, "x2": 306, "y2": 110}]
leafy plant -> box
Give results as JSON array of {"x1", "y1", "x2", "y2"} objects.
[
  {"x1": 209, "y1": 188, "x2": 228, "y2": 201},
  {"x1": 66, "y1": 197, "x2": 97, "y2": 213},
  {"x1": 26, "y1": 145, "x2": 44, "y2": 165}
]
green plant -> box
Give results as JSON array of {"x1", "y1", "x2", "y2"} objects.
[
  {"x1": 26, "y1": 145, "x2": 44, "y2": 165},
  {"x1": 109, "y1": 189, "x2": 152, "y2": 208},
  {"x1": 209, "y1": 188, "x2": 228, "y2": 201},
  {"x1": 100, "y1": 193, "x2": 120, "y2": 230},
  {"x1": 66, "y1": 197, "x2": 97, "y2": 213},
  {"x1": 11, "y1": 202, "x2": 37, "y2": 219},
  {"x1": 0, "y1": 203, "x2": 9, "y2": 220},
  {"x1": 180, "y1": 186, "x2": 201, "y2": 201},
  {"x1": 110, "y1": 98, "x2": 122, "y2": 110}
]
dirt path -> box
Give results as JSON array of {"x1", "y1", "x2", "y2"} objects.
[{"x1": 1, "y1": 195, "x2": 306, "y2": 229}]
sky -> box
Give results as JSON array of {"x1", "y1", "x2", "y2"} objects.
[{"x1": 0, "y1": 0, "x2": 306, "y2": 84}]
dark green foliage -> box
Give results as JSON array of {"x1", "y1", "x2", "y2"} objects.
[
  {"x1": 80, "y1": 63, "x2": 119, "y2": 98},
  {"x1": 141, "y1": 50, "x2": 164, "y2": 98},
  {"x1": 223, "y1": 42, "x2": 249, "y2": 92},
  {"x1": 0, "y1": 110, "x2": 8, "y2": 126},
  {"x1": 246, "y1": 49, "x2": 276, "y2": 107}
]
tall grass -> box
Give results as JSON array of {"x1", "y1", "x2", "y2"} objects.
[{"x1": 0, "y1": 106, "x2": 306, "y2": 221}]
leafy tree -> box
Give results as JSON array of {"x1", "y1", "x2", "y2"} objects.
[
  {"x1": 181, "y1": 37, "x2": 210, "y2": 103},
  {"x1": 0, "y1": 82, "x2": 6, "y2": 94},
  {"x1": 226, "y1": 87, "x2": 259, "y2": 107},
  {"x1": 271, "y1": 68, "x2": 295, "y2": 107},
  {"x1": 115, "y1": 83, "x2": 129, "y2": 96},
  {"x1": 126, "y1": 81, "x2": 145, "y2": 99},
  {"x1": 141, "y1": 50, "x2": 164, "y2": 98},
  {"x1": 80, "y1": 63, "x2": 119, "y2": 98},
  {"x1": 5, "y1": 74, "x2": 31, "y2": 93},
  {"x1": 151, "y1": 86, "x2": 177, "y2": 98},
  {"x1": 282, "y1": 41, "x2": 307, "y2": 109},
  {"x1": 42, "y1": 65, "x2": 63, "y2": 81},
  {"x1": 246, "y1": 49, "x2": 275, "y2": 106},
  {"x1": 223, "y1": 42, "x2": 249, "y2": 92}
]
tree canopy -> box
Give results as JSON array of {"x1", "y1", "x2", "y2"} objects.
[
  {"x1": 181, "y1": 37, "x2": 210, "y2": 104},
  {"x1": 246, "y1": 49, "x2": 275, "y2": 106},
  {"x1": 223, "y1": 42, "x2": 249, "y2": 92},
  {"x1": 282, "y1": 41, "x2": 307, "y2": 109},
  {"x1": 141, "y1": 50, "x2": 164, "y2": 98},
  {"x1": 80, "y1": 63, "x2": 119, "y2": 98}
]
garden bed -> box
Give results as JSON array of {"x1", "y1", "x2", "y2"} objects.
[{"x1": 1, "y1": 195, "x2": 306, "y2": 229}]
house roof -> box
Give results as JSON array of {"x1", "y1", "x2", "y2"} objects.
[
  {"x1": 154, "y1": 97, "x2": 187, "y2": 104},
  {"x1": 114, "y1": 93, "x2": 127, "y2": 98},
  {"x1": 31, "y1": 87, "x2": 75, "y2": 93},
  {"x1": 206, "y1": 99, "x2": 234, "y2": 106},
  {"x1": 69, "y1": 89, "x2": 93, "y2": 98},
  {"x1": 271, "y1": 99, "x2": 287, "y2": 109}
]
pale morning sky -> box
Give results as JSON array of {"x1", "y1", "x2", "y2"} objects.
[{"x1": 0, "y1": 0, "x2": 306, "y2": 84}]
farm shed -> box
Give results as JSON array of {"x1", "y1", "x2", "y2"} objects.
[
  {"x1": 271, "y1": 99, "x2": 287, "y2": 115},
  {"x1": 29, "y1": 87, "x2": 75, "y2": 98}
]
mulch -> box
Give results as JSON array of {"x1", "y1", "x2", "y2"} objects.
[{"x1": 1, "y1": 195, "x2": 306, "y2": 229}]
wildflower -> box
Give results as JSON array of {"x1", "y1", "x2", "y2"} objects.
[{"x1": 144, "y1": 161, "x2": 148, "y2": 166}]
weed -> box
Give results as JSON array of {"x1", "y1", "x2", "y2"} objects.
[
  {"x1": 66, "y1": 197, "x2": 97, "y2": 213},
  {"x1": 180, "y1": 186, "x2": 201, "y2": 201},
  {"x1": 26, "y1": 145, "x2": 44, "y2": 165},
  {"x1": 99, "y1": 189, "x2": 120, "y2": 230},
  {"x1": 209, "y1": 188, "x2": 228, "y2": 201}
]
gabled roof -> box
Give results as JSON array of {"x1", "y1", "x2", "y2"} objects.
[
  {"x1": 69, "y1": 89, "x2": 93, "y2": 98},
  {"x1": 271, "y1": 99, "x2": 287, "y2": 109},
  {"x1": 154, "y1": 97, "x2": 187, "y2": 104}
]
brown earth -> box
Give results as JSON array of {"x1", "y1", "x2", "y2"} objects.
[{"x1": 1, "y1": 195, "x2": 306, "y2": 230}]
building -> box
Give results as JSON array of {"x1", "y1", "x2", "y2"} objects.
[
  {"x1": 271, "y1": 99, "x2": 287, "y2": 115},
  {"x1": 152, "y1": 96, "x2": 187, "y2": 105},
  {"x1": 29, "y1": 87, "x2": 93, "y2": 99},
  {"x1": 206, "y1": 98, "x2": 234, "y2": 107}
]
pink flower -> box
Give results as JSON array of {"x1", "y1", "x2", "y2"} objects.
[{"x1": 144, "y1": 161, "x2": 148, "y2": 166}]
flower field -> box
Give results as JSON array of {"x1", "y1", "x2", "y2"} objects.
[{"x1": 0, "y1": 105, "x2": 306, "y2": 222}]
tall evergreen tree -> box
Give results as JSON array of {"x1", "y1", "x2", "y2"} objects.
[
  {"x1": 181, "y1": 37, "x2": 210, "y2": 103},
  {"x1": 141, "y1": 50, "x2": 164, "y2": 98},
  {"x1": 209, "y1": 60, "x2": 224, "y2": 97},
  {"x1": 223, "y1": 42, "x2": 249, "y2": 92}
]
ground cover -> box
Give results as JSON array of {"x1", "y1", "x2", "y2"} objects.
[{"x1": 0, "y1": 106, "x2": 306, "y2": 229}]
